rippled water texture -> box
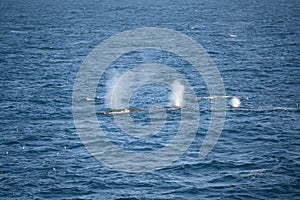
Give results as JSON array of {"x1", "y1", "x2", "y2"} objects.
[{"x1": 1, "y1": 0, "x2": 299, "y2": 199}]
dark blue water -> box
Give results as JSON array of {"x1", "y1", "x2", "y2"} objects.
[{"x1": 1, "y1": 0, "x2": 299, "y2": 199}]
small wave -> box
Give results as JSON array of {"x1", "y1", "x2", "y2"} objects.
[
  {"x1": 85, "y1": 98, "x2": 94, "y2": 101},
  {"x1": 239, "y1": 168, "x2": 270, "y2": 179},
  {"x1": 227, "y1": 34, "x2": 238, "y2": 38},
  {"x1": 70, "y1": 40, "x2": 89, "y2": 45},
  {"x1": 10, "y1": 30, "x2": 27, "y2": 34}
]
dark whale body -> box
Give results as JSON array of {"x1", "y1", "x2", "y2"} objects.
[{"x1": 98, "y1": 106, "x2": 182, "y2": 115}]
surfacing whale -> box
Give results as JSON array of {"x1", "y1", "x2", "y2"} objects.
[
  {"x1": 99, "y1": 106, "x2": 182, "y2": 115},
  {"x1": 102, "y1": 108, "x2": 143, "y2": 115}
]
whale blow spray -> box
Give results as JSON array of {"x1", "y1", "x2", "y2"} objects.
[{"x1": 170, "y1": 80, "x2": 184, "y2": 107}]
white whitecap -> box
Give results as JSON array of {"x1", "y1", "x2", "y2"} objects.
[{"x1": 231, "y1": 97, "x2": 241, "y2": 108}]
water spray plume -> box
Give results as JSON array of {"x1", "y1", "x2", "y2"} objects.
[
  {"x1": 231, "y1": 97, "x2": 241, "y2": 108},
  {"x1": 170, "y1": 80, "x2": 185, "y2": 107}
]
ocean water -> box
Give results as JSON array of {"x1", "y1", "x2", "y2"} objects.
[{"x1": 1, "y1": 0, "x2": 300, "y2": 199}]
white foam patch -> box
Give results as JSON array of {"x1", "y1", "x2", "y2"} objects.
[{"x1": 231, "y1": 97, "x2": 241, "y2": 108}]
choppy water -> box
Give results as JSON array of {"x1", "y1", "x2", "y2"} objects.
[{"x1": 1, "y1": 0, "x2": 299, "y2": 199}]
